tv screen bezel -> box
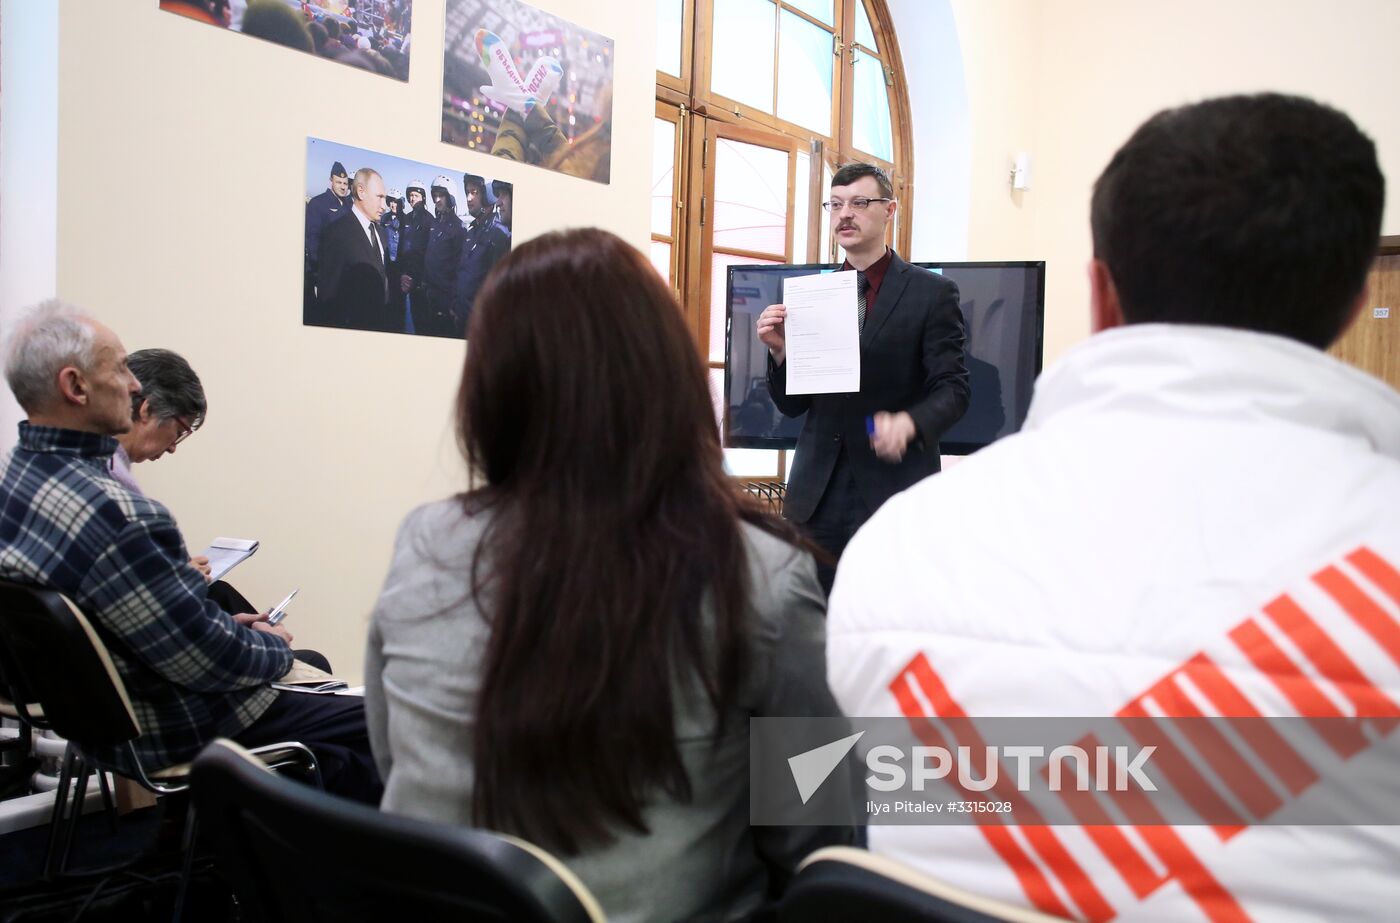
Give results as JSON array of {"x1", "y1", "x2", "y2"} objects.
[{"x1": 722, "y1": 260, "x2": 1047, "y2": 456}]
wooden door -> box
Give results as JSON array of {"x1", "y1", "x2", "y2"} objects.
[{"x1": 1330, "y1": 242, "x2": 1400, "y2": 390}]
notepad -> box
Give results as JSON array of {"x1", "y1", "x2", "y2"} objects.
[
  {"x1": 272, "y1": 660, "x2": 350, "y2": 695},
  {"x1": 199, "y1": 537, "x2": 259, "y2": 583}
]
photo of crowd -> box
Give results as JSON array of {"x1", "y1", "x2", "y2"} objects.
[
  {"x1": 441, "y1": 0, "x2": 614, "y2": 183},
  {"x1": 303, "y1": 138, "x2": 514, "y2": 339},
  {"x1": 160, "y1": 0, "x2": 413, "y2": 82}
]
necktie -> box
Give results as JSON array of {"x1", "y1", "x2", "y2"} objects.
[
  {"x1": 856, "y1": 270, "x2": 869, "y2": 334},
  {"x1": 368, "y1": 223, "x2": 384, "y2": 266}
]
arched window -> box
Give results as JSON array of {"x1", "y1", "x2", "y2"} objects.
[{"x1": 653, "y1": 0, "x2": 913, "y2": 479}]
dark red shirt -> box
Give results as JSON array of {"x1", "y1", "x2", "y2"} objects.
[{"x1": 841, "y1": 247, "x2": 893, "y2": 305}]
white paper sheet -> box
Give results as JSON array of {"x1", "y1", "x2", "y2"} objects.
[
  {"x1": 782, "y1": 270, "x2": 860, "y2": 395},
  {"x1": 199, "y1": 536, "x2": 259, "y2": 583}
]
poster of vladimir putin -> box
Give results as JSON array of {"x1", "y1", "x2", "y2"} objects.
[{"x1": 303, "y1": 137, "x2": 515, "y2": 339}]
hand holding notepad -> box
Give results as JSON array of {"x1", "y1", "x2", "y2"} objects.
[{"x1": 197, "y1": 537, "x2": 259, "y2": 582}]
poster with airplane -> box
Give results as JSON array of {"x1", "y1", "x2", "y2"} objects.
[{"x1": 440, "y1": 0, "x2": 614, "y2": 184}]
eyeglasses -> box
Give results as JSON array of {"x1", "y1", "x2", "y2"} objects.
[
  {"x1": 821, "y1": 196, "x2": 892, "y2": 213},
  {"x1": 171, "y1": 418, "x2": 195, "y2": 447}
]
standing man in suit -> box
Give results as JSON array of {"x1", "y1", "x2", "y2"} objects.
[
  {"x1": 757, "y1": 162, "x2": 968, "y2": 594},
  {"x1": 313, "y1": 167, "x2": 390, "y2": 331}
]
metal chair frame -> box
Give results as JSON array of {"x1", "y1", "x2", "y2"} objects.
[{"x1": 0, "y1": 579, "x2": 320, "y2": 919}]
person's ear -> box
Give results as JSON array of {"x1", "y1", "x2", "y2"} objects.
[
  {"x1": 1089, "y1": 259, "x2": 1125, "y2": 333},
  {"x1": 56, "y1": 366, "x2": 87, "y2": 406},
  {"x1": 885, "y1": 198, "x2": 897, "y2": 221},
  {"x1": 136, "y1": 398, "x2": 154, "y2": 423}
]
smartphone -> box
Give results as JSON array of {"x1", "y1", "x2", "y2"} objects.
[{"x1": 266, "y1": 588, "x2": 299, "y2": 626}]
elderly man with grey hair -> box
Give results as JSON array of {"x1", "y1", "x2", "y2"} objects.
[{"x1": 0, "y1": 301, "x2": 379, "y2": 801}]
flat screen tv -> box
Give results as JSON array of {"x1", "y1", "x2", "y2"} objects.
[{"x1": 723, "y1": 261, "x2": 1045, "y2": 455}]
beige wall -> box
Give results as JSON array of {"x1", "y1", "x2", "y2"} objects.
[
  {"x1": 950, "y1": 0, "x2": 1400, "y2": 363},
  {"x1": 947, "y1": 0, "x2": 1042, "y2": 263},
  {"x1": 53, "y1": 1, "x2": 653, "y2": 681}
]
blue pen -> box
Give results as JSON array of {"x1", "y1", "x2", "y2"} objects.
[{"x1": 865, "y1": 415, "x2": 875, "y2": 436}]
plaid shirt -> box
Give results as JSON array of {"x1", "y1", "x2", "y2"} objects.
[{"x1": 0, "y1": 422, "x2": 290, "y2": 772}]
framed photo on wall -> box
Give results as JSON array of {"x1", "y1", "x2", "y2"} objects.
[
  {"x1": 441, "y1": 0, "x2": 614, "y2": 183},
  {"x1": 304, "y1": 138, "x2": 515, "y2": 339},
  {"x1": 160, "y1": 0, "x2": 413, "y2": 82}
]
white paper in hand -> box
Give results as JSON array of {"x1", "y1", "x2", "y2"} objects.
[
  {"x1": 199, "y1": 537, "x2": 259, "y2": 583},
  {"x1": 782, "y1": 270, "x2": 861, "y2": 395}
]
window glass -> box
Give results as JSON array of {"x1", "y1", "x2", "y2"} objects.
[
  {"x1": 726, "y1": 447, "x2": 783, "y2": 477},
  {"x1": 657, "y1": 0, "x2": 684, "y2": 76},
  {"x1": 712, "y1": 139, "x2": 789, "y2": 255},
  {"x1": 652, "y1": 118, "x2": 676, "y2": 236},
  {"x1": 853, "y1": 0, "x2": 878, "y2": 50},
  {"x1": 711, "y1": 0, "x2": 777, "y2": 112},
  {"x1": 851, "y1": 48, "x2": 893, "y2": 161},
  {"x1": 784, "y1": 0, "x2": 834, "y2": 26},
  {"x1": 650, "y1": 240, "x2": 672, "y2": 283},
  {"x1": 776, "y1": 9, "x2": 834, "y2": 136}
]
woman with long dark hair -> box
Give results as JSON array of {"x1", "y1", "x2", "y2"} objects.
[{"x1": 364, "y1": 228, "x2": 852, "y2": 920}]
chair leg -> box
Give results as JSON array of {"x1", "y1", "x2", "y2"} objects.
[
  {"x1": 171, "y1": 802, "x2": 199, "y2": 923},
  {"x1": 42, "y1": 743, "x2": 78, "y2": 880},
  {"x1": 57, "y1": 753, "x2": 92, "y2": 876},
  {"x1": 96, "y1": 767, "x2": 118, "y2": 832}
]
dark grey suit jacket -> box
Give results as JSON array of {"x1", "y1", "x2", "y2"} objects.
[{"x1": 768, "y1": 251, "x2": 969, "y2": 523}]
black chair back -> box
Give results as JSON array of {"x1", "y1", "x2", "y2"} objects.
[
  {"x1": 0, "y1": 580, "x2": 138, "y2": 747},
  {"x1": 191, "y1": 739, "x2": 604, "y2": 923},
  {"x1": 779, "y1": 847, "x2": 1065, "y2": 922}
]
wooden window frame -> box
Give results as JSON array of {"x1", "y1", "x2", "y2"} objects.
[
  {"x1": 653, "y1": 99, "x2": 690, "y2": 297},
  {"x1": 658, "y1": 0, "x2": 915, "y2": 483}
]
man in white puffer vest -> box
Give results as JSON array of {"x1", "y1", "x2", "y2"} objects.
[{"x1": 828, "y1": 93, "x2": 1399, "y2": 922}]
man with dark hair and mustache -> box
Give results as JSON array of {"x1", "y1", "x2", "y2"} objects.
[{"x1": 757, "y1": 162, "x2": 969, "y2": 595}]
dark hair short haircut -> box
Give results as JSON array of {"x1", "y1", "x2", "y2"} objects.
[
  {"x1": 832, "y1": 162, "x2": 893, "y2": 199},
  {"x1": 127, "y1": 348, "x2": 207, "y2": 430},
  {"x1": 1091, "y1": 93, "x2": 1384, "y2": 348}
]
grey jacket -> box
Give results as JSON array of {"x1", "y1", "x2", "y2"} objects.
[{"x1": 364, "y1": 498, "x2": 854, "y2": 923}]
